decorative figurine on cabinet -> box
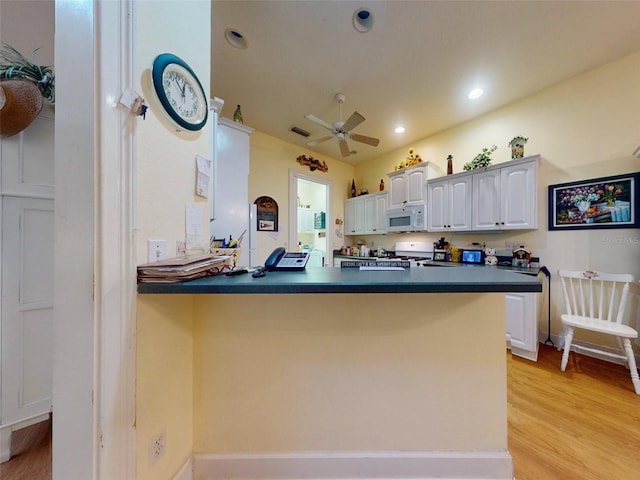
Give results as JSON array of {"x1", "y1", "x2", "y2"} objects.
[
  {"x1": 508, "y1": 136, "x2": 528, "y2": 159},
  {"x1": 484, "y1": 247, "x2": 498, "y2": 266}
]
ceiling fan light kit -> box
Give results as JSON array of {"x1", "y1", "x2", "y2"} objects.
[{"x1": 304, "y1": 93, "x2": 380, "y2": 158}]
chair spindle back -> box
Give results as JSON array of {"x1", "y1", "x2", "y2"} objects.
[{"x1": 558, "y1": 270, "x2": 633, "y2": 325}]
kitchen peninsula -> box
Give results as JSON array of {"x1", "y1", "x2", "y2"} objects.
[{"x1": 138, "y1": 268, "x2": 540, "y2": 479}]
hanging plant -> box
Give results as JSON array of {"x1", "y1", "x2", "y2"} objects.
[{"x1": 0, "y1": 42, "x2": 55, "y2": 103}]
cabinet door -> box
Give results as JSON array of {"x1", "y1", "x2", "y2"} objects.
[
  {"x1": 506, "y1": 292, "x2": 539, "y2": 361},
  {"x1": 448, "y1": 175, "x2": 472, "y2": 230},
  {"x1": 471, "y1": 169, "x2": 501, "y2": 230},
  {"x1": 427, "y1": 180, "x2": 448, "y2": 231},
  {"x1": 501, "y1": 161, "x2": 537, "y2": 229},
  {"x1": 363, "y1": 195, "x2": 377, "y2": 233},
  {"x1": 388, "y1": 172, "x2": 406, "y2": 208},
  {"x1": 344, "y1": 198, "x2": 363, "y2": 235},
  {"x1": 406, "y1": 167, "x2": 426, "y2": 204},
  {"x1": 375, "y1": 193, "x2": 388, "y2": 233}
]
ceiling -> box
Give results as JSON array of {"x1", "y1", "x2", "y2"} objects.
[{"x1": 211, "y1": 1, "x2": 640, "y2": 165}]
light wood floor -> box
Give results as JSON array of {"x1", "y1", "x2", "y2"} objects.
[
  {"x1": 0, "y1": 415, "x2": 51, "y2": 480},
  {"x1": 1, "y1": 345, "x2": 638, "y2": 479},
  {"x1": 509, "y1": 344, "x2": 640, "y2": 480}
]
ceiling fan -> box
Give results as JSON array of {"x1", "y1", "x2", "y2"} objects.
[{"x1": 304, "y1": 93, "x2": 380, "y2": 158}]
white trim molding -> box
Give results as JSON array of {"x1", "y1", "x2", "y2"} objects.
[
  {"x1": 192, "y1": 451, "x2": 514, "y2": 480},
  {"x1": 173, "y1": 456, "x2": 193, "y2": 480}
]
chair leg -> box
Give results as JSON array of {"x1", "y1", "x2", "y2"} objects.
[
  {"x1": 561, "y1": 327, "x2": 574, "y2": 372},
  {"x1": 622, "y1": 338, "x2": 640, "y2": 395}
]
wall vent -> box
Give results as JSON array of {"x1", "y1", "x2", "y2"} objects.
[{"x1": 290, "y1": 126, "x2": 310, "y2": 137}]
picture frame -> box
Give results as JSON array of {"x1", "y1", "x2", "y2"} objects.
[
  {"x1": 548, "y1": 172, "x2": 640, "y2": 230},
  {"x1": 255, "y1": 195, "x2": 279, "y2": 232}
]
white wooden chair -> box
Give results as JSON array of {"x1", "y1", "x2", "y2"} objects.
[{"x1": 558, "y1": 270, "x2": 639, "y2": 394}]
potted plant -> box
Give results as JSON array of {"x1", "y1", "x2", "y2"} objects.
[
  {"x1": 0, "y1": 43, "x2": 55, "y2": 138},
  {"x1": 463, "y1": 145, "x2": 497, "y2": 171}
]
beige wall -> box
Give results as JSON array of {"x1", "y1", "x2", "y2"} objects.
[
  {"x1": 193, "y1": 293, "x2": 507, "y2": 454},
  {"x1": 133, "y1": 1, "x2": 211, "y2": 478},
  {"x1": 0, "y1": 0, "x2": 54, "y2": 66},
  {"x1": 137, "y1": 295, "x2": 194, "y2": 479},
  {"x1": 354, "y1": 50, "x2": 640, "y2": 346}
]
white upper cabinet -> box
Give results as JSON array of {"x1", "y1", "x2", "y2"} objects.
[
  {"x1": 344, "y1": 192, "x2": 387, "y2": 235},
  {"x1": 427, "y1": 174, "x2": 472, "y2": 231},
  {"x1": 471, "y1": 155, "x2": 539, "y2": 231},
  {"x1": 344, "y1": 196, "x2": 363, "y2": 235},
  {"x1": 387, "y1": 162, "x2": 438, "y2": 209},
  {"x1": 297, "y1": 207, "x2": 316, "y2": 233}
]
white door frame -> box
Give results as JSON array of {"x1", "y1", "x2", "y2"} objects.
[
  {"x1": 54, "y1": 1, "x2": 135, "y2": 479},
  {"x1": 288, "y1": 170, "x2": 332, "y2": 265}
]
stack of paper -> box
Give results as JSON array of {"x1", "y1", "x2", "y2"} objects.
[{"x1": 137, "y1": 254, "x2": 230, "y2": 283}]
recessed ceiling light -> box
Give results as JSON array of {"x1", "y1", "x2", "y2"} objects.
[
  {"x1": 468, "y1": 88, "x2": 484, "y2": 99},
  {"x1": 353, "y1": 8, "x2": 374, "y2": 32},
  {"x1": 225, "y1": 28, "x2": 247, "y2": 49},
  {"x1": 395, "y1": 126, "x2": 405, "y2": 134}
]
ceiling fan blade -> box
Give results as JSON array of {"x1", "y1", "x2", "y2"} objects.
[
  {"x1": 304, "y1": 114, "x2": 334, "y2": 131},
  {"x1": 342, "y1": 111, "x2": 365, "y2": 132},
  {"x1": 305, "y1": 135, "x2": 333, "y2": 147},
  {"x1": 339, "y1": 138, "x2": 350, "y2": 157},
  {"x1": 351, "y1": 133, "x2": 380, "y2": 147}
]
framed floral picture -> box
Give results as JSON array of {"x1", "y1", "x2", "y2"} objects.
[{"x1": 548, "y1": 172, "x2": 640, "y2": 230}]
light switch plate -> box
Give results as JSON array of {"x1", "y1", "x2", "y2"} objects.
[{"x1": 147, "y1": 240, "x2": 166, "y2": 263}]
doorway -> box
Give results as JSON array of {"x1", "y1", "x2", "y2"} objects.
[{"x1": 289, "y1": 171, "x2": 332, "y2": 267}]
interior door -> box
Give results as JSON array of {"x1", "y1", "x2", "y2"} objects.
[
  {"x1": 1, "y1": 196, "x2": 54, "y2": 424},
  {"x1": 289, "y1": 172, "x2": 331, "y2": 266}
]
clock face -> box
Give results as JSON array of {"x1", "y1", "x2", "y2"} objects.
[{"x1": 152, "y1": 54, "x2": 208, "y2": 131}]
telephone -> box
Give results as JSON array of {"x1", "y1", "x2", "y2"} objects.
[
  {"x1": 264, "y1": 247, "x2": 310, "y2": 271},
  {"x1": 253, "y1": 247, "x2": 310, "y2": 277}
]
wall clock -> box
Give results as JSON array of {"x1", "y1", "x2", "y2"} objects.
[{"x1": 151, "y1": 53, "x2": 208, "y2": 131}]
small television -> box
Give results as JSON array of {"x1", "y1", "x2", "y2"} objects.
[{"x1": 461, "y1": 249, "x2": 483, "y2": 264}]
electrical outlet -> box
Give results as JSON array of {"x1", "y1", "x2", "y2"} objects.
[
  {"x1": 147, "y1": 240, "x2": 166, "y2": 263},
  {"x1": 505, "y1": 241, "x2": 513, "y2": 250},
  {"x1": 148, "y1": 428, "x2": 166, "y2": 464}
]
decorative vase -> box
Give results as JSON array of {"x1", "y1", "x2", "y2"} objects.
[
  {"x1": 508, "y1": 136, "x2": 528, "y2": 160},
  {"x1": 576, "y1": 200, "x2": 590, "y2": 213},
  {"x1": 606, "y1": 198, "x2": 615, "y2": 207}
]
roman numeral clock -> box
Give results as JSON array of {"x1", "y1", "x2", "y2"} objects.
[{"x1": 151, "y1": 53, "x2": 208, "y2": 131}]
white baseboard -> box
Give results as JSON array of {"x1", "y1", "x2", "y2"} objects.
[
  {"x1": 0, "y1": 412, "x2": 51, "y2": 464},
  {"x1": 0, "y1": 428, "x2": 11, "y2": 464},
  {"x1": 546, "y1": 333, "x2": 640, "y2": 366},
  {"x1": 192, "y1": 451, "x2": 513, "y2": 480},
  {"x1": 174, "y1": 455, "x2": 193, "y2": 480}
]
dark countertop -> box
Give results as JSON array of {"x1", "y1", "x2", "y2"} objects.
[{"x1": 137, "y1": 265, "x2": 542, "y2": 295}]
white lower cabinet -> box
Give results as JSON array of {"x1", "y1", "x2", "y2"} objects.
[{"x1": 506, "y1": 292, "x2": 539, "y2": 361}]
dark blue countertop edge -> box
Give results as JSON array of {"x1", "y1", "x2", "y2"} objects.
[{"x1": 137, "y1": 267, "x2": 542, "y2": 295}]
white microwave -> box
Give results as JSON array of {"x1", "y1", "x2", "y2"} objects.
[{"x1": 386, "y1": 205, "x2": 426, "y2": 232}]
